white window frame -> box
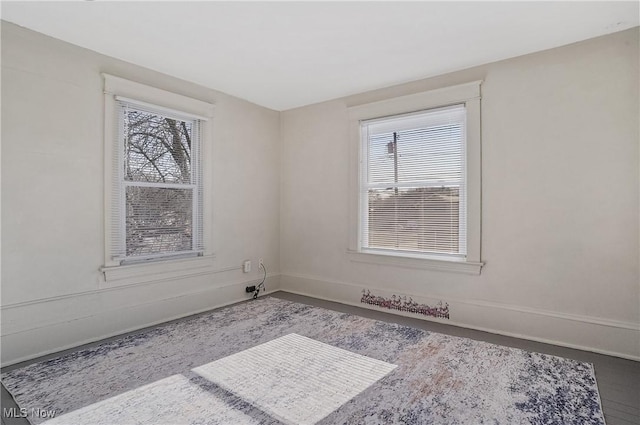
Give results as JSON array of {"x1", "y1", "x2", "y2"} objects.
[
  {"x1": 347, "y1": 81, "x2": 483, "y2": 275},
  {"x1": 101, "y1": 74, "x2": 215, "y2": 284}
]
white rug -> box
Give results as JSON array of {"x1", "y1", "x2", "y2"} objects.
[
  {"x1": 41, "y1": 374, "x2": 261, "y2": 425},
  {"x1": 34, "y1": 333, "x2": 395, "y2": 425},
  {"x1": 193, "y1": 333, "x2": 397, "y2": 425},
  {"x1": 1, "y1": 297, "x2": 607, "y2": 425}
]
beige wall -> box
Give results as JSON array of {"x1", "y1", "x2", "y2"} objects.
[
  {"x1": 280, "y1": 28, "x2": 640, "y2": 359},
  {"x1": 2, "y1": 21, "x2": 638, "y2": 363},
  {"x1": 1, "y1": 22, "x2": 281, "y2": 364}
]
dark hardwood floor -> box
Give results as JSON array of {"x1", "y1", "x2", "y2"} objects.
[{"x1": 2, "y1": 291, "x2": 638, "y2": 424}]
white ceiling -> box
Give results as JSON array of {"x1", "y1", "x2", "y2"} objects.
[{"x1": 2, "y1": 1, "x2": 638, "y2": 111}]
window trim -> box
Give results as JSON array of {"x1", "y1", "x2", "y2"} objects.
[
  {"x1": 347, "y1": 81, "x2": 483, "y2": 274},
  {"x1": 102, "y1": 74, "x2": 215, "y2": 281}
]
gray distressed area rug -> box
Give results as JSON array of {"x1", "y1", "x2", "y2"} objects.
[{"x1": 2, "y1": 297, "x2": 605, "y2": 425}]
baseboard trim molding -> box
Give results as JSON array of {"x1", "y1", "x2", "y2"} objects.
[
  {"x1": 1, "y1": 278, "x2": 280, "y2": 368},
  {"x1": 0, "y1": 275, "x2": 278, "y2": 337},
  {"x1": 4, "y1": 271, "x2": 637, "y2": 367},
  {"x1": 279, "y1": 272, "x2": 640, "y2": 361},
  {"x1": 1, "y1": 274, "x2": 278, "y2": 337},
  {"x1": 0, "y1": 265, "x2": 246, "y2": 311},
  {"x1": 281, "y1": 272, "x2": 639, "y2": 331}
]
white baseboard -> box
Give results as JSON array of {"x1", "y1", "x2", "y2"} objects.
[
  {"x1": 4, "y1": 271, "x2": 637, "y2": 367},
  {"x1": 279, "y1": 272, "x2": 640, "y2": 362},
  {"x1": 1, "y1": 275, "x2": 280, "y2": 367}
]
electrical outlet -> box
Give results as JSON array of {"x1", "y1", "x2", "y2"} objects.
[
  {"x1": 258, "y1": 258, "x2": 264, "y2": 269},
  {"x1": 243, "y1": 260, "x2": 251, "y2": 273}
]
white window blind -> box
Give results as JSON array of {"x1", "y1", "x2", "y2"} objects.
[
  {"x1": 110, "y1": 100, "x2": 204, "y2": 263},
  {"x1": 360, "y1": 104, "x2": 467, "y2": 257}
]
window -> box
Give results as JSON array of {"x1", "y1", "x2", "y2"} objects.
[
  {"x1": 361, "y1": 105, "x2": 466, "y2": 257},
  {"x1": 102, "y1": 75, "x2": 215, "y2": 281},
  {"x1": 348, "y1": 81, "x2": 482, "y2": 274},
  {"x1": 113, "y1": 100, "x2": 203, "y2": 263}
]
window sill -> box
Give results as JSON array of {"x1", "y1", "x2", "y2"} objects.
[
  {"x1": 100, "y1": 254, "x2": 216, "y2": 287},
  {"x1": 346, "y1": 250, "x2": 483, "y2": 275}
]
